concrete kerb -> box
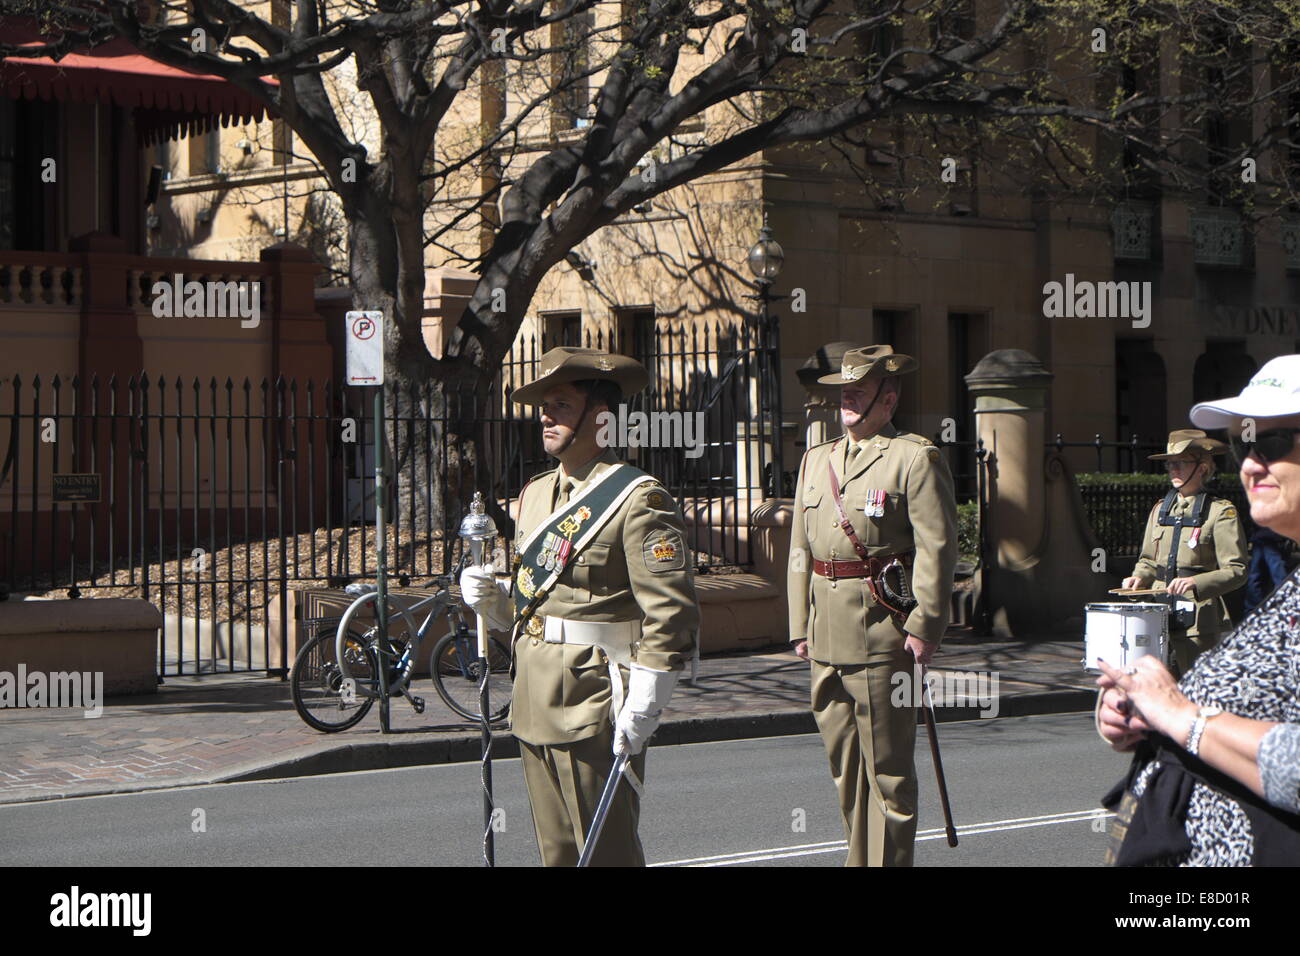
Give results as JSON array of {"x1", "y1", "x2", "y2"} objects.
[{"x1": 0, "y1": 688, "x2": 1096, "y2": 806}]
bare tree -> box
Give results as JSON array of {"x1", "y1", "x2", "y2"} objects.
[{"x1": 6, "y1": 0, "x2": 1299, "y2": 533}]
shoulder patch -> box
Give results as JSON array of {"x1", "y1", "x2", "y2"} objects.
[
  {"x1": 926, "y1": 446, "x2": 941, "y2": 461},
  {"x1": 643, "y1": 528, "x2": 686, "y2": 573},
  {"x1": 1220, "y1": 505, "x2": 1237, "y2": 520}
]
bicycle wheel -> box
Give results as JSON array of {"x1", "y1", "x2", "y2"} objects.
[
  {"x1": 430, "y1": 629, "x2": 511, "y2": 723},
  {"x1": 291, "y1": 627, "x2": 377, "y2": 733}
]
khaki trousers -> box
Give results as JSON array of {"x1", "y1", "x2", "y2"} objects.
[
  {"x1": 811, "y1": 654, "x2": 919, "y2": 867},
  {"x1": 518, "y1": 733, "x2": 649, "y2": 867},
  {"x1": 1169, "y1": 630, "x2": 1219, "y2": 676}
]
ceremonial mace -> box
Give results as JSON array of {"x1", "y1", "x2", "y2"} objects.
[{"x1": 458, "y1": 491, "x2": 498, "y2": 866}]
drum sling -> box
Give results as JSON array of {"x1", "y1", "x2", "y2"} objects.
[{"x1": 1155, "y1": 490, "x2": 1207, "y2": 629}]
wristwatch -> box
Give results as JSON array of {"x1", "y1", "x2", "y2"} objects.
[{"x1": 1186, "y1": 705, "x2": 1223, "y2": 755}]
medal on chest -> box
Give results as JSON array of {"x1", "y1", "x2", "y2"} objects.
[
  {"x1": 865, "y1": 488, "x2": 886, "y2": 518},
  {"x1": 1187, "y1": 527, "x2": 1201, "y2": 549}
]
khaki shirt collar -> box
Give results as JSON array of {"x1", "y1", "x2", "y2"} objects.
[{"x1": 557, "y1": 446, "x2": 620, "y2": 489}]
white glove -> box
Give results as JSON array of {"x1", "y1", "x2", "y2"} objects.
[
  {"x1": 613, "y1": 664, "x2": 680, "y2": 757},
  {"x1": 458, "y1": 564, "x2": 512, "y2": 631}
]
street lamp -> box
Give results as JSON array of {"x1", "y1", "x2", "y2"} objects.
[{"x1": 746, "y1": 217, "x2": 787, "y2": 496}]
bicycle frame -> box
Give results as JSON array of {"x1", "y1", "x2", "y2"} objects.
[{"x1": 334, "y1": 585, "x2": 470, "y2": 698}]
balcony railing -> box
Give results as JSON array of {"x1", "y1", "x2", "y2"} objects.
[
  {"x1": 1111, "y1": 202, "x2": 1156, "y2": 260},
  {"x1": 1282, "y1": 219, "x2": 1300, "y2": 272},
  {"x1": 1190, "y1": 206, "x2": 1249, "y2": 268}
]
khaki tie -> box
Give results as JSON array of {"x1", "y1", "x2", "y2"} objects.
[
  {"x1": 844, "y1": 441, "x2": 862, "y2": 473},
  {"x1": 556, "y1": 477, "x2": 576, "y2": 508}
]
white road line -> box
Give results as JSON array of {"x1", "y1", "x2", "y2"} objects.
[{"x1": 650, "y1": 808, "x2": 1113, "y2": 867}]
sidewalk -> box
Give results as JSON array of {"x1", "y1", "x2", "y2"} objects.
[{"x1": 0, "y1": 631, "x2": 1098, "y2": 805}]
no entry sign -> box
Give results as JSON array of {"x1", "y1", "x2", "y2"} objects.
[{"x1": 345, "y1": 311, "x2": 384, "y2": 385}]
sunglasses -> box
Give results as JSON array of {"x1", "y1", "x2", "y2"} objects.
[{"x1": 1229, "y1": 428, "x2": 1300, "y2": 464}]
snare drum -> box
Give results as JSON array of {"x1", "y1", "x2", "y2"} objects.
[{"x1": 1083, "y1": 602, "x2": 1169, "y2": 672}]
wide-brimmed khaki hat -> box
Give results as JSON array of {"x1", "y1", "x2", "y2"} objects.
[
  {"x1": 509, "y1": 347, "x2": 649, "y2": 405},
  {"x1": 817, "y1": 345, "x2": 917, "y2": 386},
  {"x1": 1148, "y1": 428, "x2": 1227, "y2": 461}
]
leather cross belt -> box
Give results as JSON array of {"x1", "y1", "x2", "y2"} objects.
[{"x1": 813, "y1": 552, "x2": 913, "y2": 581}]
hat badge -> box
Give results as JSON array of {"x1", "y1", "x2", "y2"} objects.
[
  {"x1": 841, "y1": 362, "x2": 862, "y2": 381},
  {"x1": 595, "y1": 357, "x2": 613, "y2": 371},
  {"x1": 886, "y1": 357, "x2": 899, "y2": 371}
]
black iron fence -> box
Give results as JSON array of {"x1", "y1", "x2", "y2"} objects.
[
  {"x1": 1049, "y1": 434, "x2": 1170, "y2": 474},
  {"x1": 0, "y1": 321, "x2": 772, "y2": 676},
  {"x1": 1075, "y1": 474, "x2": 1254, "y2": 561}
]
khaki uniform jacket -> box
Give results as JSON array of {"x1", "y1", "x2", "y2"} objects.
[
  {"x1": 1129, "y1": 495, "x2": 1247, "y2": 638},
  {"x1": 787, "y1": 423, "x2": 959, "y2": 665},
  {"x1": 509, "y1": 448, "x2": 700, "y2": 747}
]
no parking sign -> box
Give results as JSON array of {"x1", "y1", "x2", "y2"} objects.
[{"x1": 345, "y1": 311, "x2": 384, "y2": 385}]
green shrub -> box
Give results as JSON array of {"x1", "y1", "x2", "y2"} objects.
[{"x1": 957, "y1": 500, "x2": 979, "y2": 564}]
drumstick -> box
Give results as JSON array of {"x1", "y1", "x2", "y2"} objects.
[{"x1": 1108, "y1": 587, "x2": 1167, "y2": 595}]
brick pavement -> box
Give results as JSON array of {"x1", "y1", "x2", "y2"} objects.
[{"x1": 0, "y1": 630, "x2": 1097, "y2": 805}]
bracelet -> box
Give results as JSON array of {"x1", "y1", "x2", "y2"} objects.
[{"x1": 1186, "y1": 715, "x2": 1208, "y2": 755}]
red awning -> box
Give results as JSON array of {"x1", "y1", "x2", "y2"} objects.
[{"x1": 0, "y1": 24, "x2": 278, "y2": 143}]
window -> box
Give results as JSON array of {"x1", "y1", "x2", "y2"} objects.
[
  {"x1": 871, "y1": 308, "x2": 918, "y2": 430},
  {"x1": 1115, "y1": 340, "x2": 1167, "y2": 473},
  {"x1": 948, "y1": 312, "x2": 988, "y2": 498},
  {"x1": 0, "y1": 98, "x2": 52, "y2": 250},
  {"x1": 542, "y1": 311, "x2": 582, "y2": 349},
  {"x1": 553, "y1": 8, "x2": 594, "y2": 131}
]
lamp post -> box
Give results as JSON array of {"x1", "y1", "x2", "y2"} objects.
[{"x1": 746, "y1": 217, "x2": 787, "y2": 497}]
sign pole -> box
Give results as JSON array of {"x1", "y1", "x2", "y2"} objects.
[
  {"x1": 375, "y1": 381, "x2": 390, "y2": 733},
  {"x1": 345, "y1": 311, "x2": 388, "y2": 733}
]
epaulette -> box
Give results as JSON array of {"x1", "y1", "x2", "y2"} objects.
[
  {"x1": 521, "y1": 468, "x2": 557, "y2": 492},
  {"x1": 896, "y1": 432, "x2": 934, "y2": 446},
  {"x1": 642, "y1": 483, "x2": 675, "y2": 510},
  {"x1": 808, "y1": 435, "x2": 841, "y2": 452}
]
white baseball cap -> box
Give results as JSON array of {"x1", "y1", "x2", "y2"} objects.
[{"x1": 1190, "y1": 355, "x2": 1300, "y2": 429}]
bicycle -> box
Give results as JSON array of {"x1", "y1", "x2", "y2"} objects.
[{"x1": 290, "y1": 568, "x2": 512, "y2": 733}]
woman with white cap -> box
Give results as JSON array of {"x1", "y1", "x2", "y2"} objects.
[
  {"x1": 1096, "y1": 356, "x2": 1300, "y2": 865},
  {"x1": 1119, "y1": 429, "x2": 1246, "y2": 674}
]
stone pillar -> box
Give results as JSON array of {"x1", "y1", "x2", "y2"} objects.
[
  {"x1": 795, "y1": 341, "x2": 861, "y2": 452},
  {"x1": 967, "y1": 349, "x2": 1107, "y2": 638},
  {"x1": 262, "y1": 243, "x2": 330, "y2": 535},
  {"x1": 261, "y1": 242, "x2": 330, "y2": 388},
  {"x1": 72, "y1": 231, "x2": 144, "y2": 565}
]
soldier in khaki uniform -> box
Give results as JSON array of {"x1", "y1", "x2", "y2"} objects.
[
  {"x1": 787, "y1": 345, "x2": 959, "y2": 867},
  {"x1": 1120, "y1": 429, "x2": 1247, "y2": 674},
  {"x1": 460, "y1": 347, "x2": 700, "y2": 866}
]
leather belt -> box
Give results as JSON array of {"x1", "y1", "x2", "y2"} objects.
[{"x1": 813, "y1": 552, "x2": 912, "y2": 581}]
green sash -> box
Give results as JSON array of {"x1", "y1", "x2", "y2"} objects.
[{"x1": 513, "y1": 463, "x2": 655, "y2": 616}]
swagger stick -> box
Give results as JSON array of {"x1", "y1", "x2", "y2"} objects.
[
  {"x1": 459, "y1": 492, "x2": 498, "y2": 867},
  {"x1": 914, "y1": 653, "x2": 958, "y2": 847}
]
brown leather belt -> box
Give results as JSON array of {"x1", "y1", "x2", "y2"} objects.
[{"x1": 813, "y1": 552, "x2": 912, "y2": 581}]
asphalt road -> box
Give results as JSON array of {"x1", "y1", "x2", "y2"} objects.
[{"x1": 0, "y1": 712, "x2": 1129, "y2": 867}]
